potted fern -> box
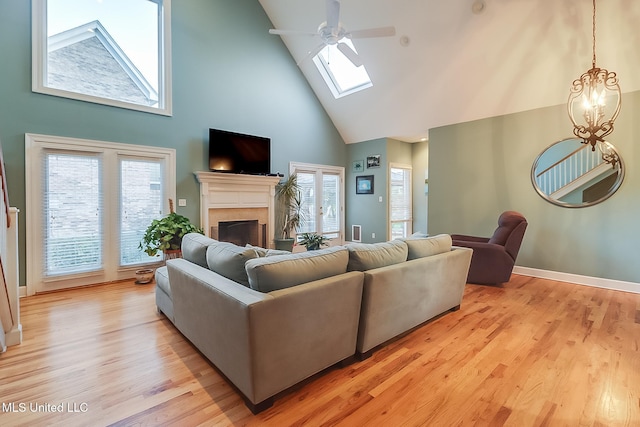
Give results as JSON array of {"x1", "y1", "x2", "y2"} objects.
[
  {"x1": 274, "y1": 174, "x2": 304, "y2": 252},
  {"x1": 298, "y1": 232, "x2": 329, "y2": 251},
  {"x1": 139, "y1": 199, "x2": 204, "y2": 259}
]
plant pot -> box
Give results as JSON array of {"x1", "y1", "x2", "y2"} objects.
[
  {"x1": 274, "y1": 238, "x2": 295, "y2": 252},
  {"x1": 135, "y1": 268, "x2": 155, "y2": 284},
  {"x1": 163, "y1": 249, "x2": 182, "y2": 262}
]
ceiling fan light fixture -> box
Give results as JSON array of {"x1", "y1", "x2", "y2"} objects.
[
  {"x1": 567, "y1": 0, "x2": 621, "y2": 154},
  {"x1": 471, "y1": 0, "x2": 486, "y2": 15}
]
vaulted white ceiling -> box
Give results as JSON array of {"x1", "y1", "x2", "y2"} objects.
[{"x1": 258, "y1": 0, "x2": 640, "y2": 144}]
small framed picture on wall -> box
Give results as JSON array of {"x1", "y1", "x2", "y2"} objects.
[
  {"x1": 356, "y1": 175, "x2": 374, "y2": 194},
  {"x1": 366, "y1": 155, "x2": 381, "y2": 169},
  {"x1": 352, "y1": 160, "x2": 364, "y2": 172}
]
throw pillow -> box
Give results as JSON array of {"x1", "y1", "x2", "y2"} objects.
[
  {"x1": 246, "y1": 244, "x2": 268, "y2": 257},
  {"x1": 245, "y1": 244, "x2": 291, "y2": 257},
  {"x1": 245, "y1": 246, "x2": 349, "y2": 293},
  {"x1": 346, "y1": 240, "x2": 408, "y2": 271},
  {"x1": 403, "y1": 234, "x2": 452, "y2": 260},
  {"x1": 206, "y1": 242, "x2": 260, "y2": 287}
]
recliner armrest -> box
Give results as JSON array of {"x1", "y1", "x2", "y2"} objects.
[{"x1": 451, "y1": 234, "x2": 490, "y2": 244}]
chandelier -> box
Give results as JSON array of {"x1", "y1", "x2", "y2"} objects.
[{"x1": 567, "y1": 0, "x2": 621, "y2": 153}]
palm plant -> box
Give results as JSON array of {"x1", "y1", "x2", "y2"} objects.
[{"x1": 275, "y1": 174, "x2": 304, "y2": 240}]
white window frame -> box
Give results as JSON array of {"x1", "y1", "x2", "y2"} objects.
[
  {"x1": 312, "y1": 40, "x2": 373, "y2": 99},
  {"x1": 31, "y1": 0, "x2": 173, "y2": 116},
  {"x1": 388, "y1": 163, "x2": 413, "y2": 240},
  {"x1": 25, "y1": 133, "x2": 176, "y2": 295}
]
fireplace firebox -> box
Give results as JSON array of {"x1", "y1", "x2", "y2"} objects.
[{"x1": 212, "y1": 219, "x2": 267, "y2": 248}]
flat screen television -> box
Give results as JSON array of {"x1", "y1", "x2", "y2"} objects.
[{"x1": 208, "y1": 128, "x2": 271, "y2": 175}]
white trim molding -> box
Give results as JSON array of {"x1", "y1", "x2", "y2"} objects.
[
  {"x1": 25, "y1": 133, "x2": 176, "y2": 295},
  {"x1": 513, "y1": 266, "x2": 640, "y2": 294},
  {"x1": 31, "y1": 0, "x2": 172, "y2": 116}
]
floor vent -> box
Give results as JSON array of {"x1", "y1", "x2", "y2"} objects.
[{"x1": 352, "y1": 224, "x2": 362, "y2": 242}]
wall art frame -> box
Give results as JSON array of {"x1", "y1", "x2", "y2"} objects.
[{"x1": 356, "y1": 175, "x2": 374, "y2": 194}]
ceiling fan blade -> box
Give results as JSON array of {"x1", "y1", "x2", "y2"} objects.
[
  {"x1": 297, "y1": 43, "x2": 326, "y2": 66},
  {"x1": 348, "y1": 26, "x2": 396, "y2": 39},
  {"x1": 337, "y1": 42, "x2": 362, "y2": 67},
  {"x1": 269, "y1": 29, "x2": 317, "y2": 37},
  {"x1": 326, "y1": 0, "x2": 340, "y2": 28}
]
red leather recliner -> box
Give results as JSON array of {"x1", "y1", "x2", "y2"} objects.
[{"x1": 451, "y1": 211, "x2": 527, "y2": 285}]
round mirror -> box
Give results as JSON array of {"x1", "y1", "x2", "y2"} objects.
[{"x1": 531, "y1": 138, "x2": 624, "y2": 208}]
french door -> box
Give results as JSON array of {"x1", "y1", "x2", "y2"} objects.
[
  {"x1": 290, "y1": 162, "x2": 345, "y2": 247},
  {"x1": 25, "y1": 134, "x2": 175, "y2": 294}
]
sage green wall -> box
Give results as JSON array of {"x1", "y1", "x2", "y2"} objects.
[
  {"x1": 428, "y1": 90, "x2": 640, "y2": 283},
  {"x1": 0, "y1": 0, "x2": 347, "y2": 286},
  {"x1": 345, "y1": 138, "x2": 387, "y2": 242},
  {"x1": 411, "y1": 141, "x2": 429, "y2": 234},
  {"x1": 345, "y1": 138, "x2": 415, "y2": 242},
  {"x1": 387, "y1": 138, "x2": 412, "y2": 165}
]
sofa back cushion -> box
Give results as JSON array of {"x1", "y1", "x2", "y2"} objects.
[
  {"x1": 206, "y1": 242, "x2": 260, "y2": 287},
  {"x1": 404, "y1": 234, "x2": 452, "y2": 260},
  {"x1": 346, "y1": 240, "x2": 408, "y2": 271},
  {"x1": 182, "y1": 233, "x2": 217, "y2": 268},
  {"x1": 245, "y1": 246, "x2": 349, "y2": 292},
  {"x1": 246, "y1": 244, "x2": 292, "y2": 257}
]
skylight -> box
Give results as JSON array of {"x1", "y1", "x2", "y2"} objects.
[{"x1": 312, "y1": 39, "x2": 372, "y2": 98}]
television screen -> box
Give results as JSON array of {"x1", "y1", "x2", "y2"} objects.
[{"x1": 209, "y1": 129, "x2": 271, "y2": 174}]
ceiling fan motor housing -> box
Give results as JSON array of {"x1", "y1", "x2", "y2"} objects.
[{"x1": 318, "y1": 22, "x2": 348, "y2": 44}]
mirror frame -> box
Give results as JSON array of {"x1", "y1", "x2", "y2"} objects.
[{"x1": 531, "y1": 138, "x2": 625, "y2": 208}]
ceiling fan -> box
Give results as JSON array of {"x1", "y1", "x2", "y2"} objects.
[{"x1": 268, "y1": 0, "x2": 396, "y2": 67}]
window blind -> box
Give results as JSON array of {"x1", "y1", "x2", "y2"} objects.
[
  {"x1": 322, "y1": 174, "x2": 340, "y2": 233},
  {"x1": 390, "y1": 167, "x2": 412, "y2": 239},
  {"x1": 297, "y1": 172, "x2": 316, "y2": 234},
  {"x1": 120, "y1": 158, "x2": 163, "y2": 265},
  {"x1": 43, "y1": 151, "x2": 103, "y2": 276}
]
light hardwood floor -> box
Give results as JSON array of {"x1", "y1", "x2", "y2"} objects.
[{"x1": 1, "y1": 275, "x2": 639, "y2": 426}]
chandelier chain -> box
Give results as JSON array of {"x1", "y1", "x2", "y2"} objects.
[{"x1": 592, "y1": 0, "x2": 596, "y2": 69}]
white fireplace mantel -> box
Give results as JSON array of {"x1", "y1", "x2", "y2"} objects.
[{"x1": 195, "y1": 172, "x2": 281, "y2": 247}]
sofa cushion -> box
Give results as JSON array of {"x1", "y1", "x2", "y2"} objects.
[
  {"x1": 182, "y1": 233, "x2": 217, "y2": 268},
  {"x1": 346, "y1": 240, "x2": 408, "y2": 271},
  {"x1": 265, "y1": 248, "x2": 292, "y2": 257},
  {"x1": 246, "y1": 244, "x2": 292, "y2": 257},
  {"x1": 155, "y1": 266, "x2": 171, "y2": 297},
  {"x1": 404, "y1": 234, "x2": 452, "y2": 260},
  {"x1": 245, "y1": 246, "x2": 349, "y2": 292},
  {"x1": 206, "y1": 242, "x2": 260, "y2": 287}
]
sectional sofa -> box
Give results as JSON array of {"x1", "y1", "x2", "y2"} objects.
[{"x1": 155, "y1": 233, "x2": 472, "y2": 413}]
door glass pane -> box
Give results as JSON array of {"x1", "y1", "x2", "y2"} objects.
[
  {"x1": 322, "y1": 174, "x2": 339, "y2": 233},
  {"x1": 44, "y1": 152, "x2": 102, "y2": 275},
  {"x1": 390, "y1": 167, "x2": 412, "y2": 239},
  {"x1": 390, "y1": 221, "x2": 410, "y2": 240},
  {"x1": 120, "y1": 158, "x2": 163, "y2": 265},
  {"x1": 297, "y1": 172, "x2": 316, "y2": 234}
]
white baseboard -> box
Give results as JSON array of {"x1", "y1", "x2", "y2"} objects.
[
  {"x1": 5, "y1": 325, "x2": 22, "y2": 347},
  {"x1": 513, "y1": 266, "x2": 640, "y2": 294},
  {"x1": 19, "y1": 286, "x2": 27, "y2": 298}
]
